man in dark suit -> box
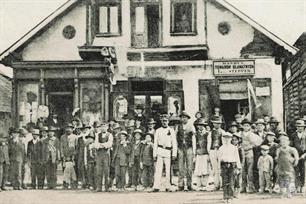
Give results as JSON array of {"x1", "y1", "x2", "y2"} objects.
[
  {"x1": 290, "y1": 120, "x2": 306, "y2": 193},
  {"x1": 46, "y1": 113, "x2": 61, "y2": 137},
  {"x1": 0, "y1": 131, "x2": 10, "y2": 192},
  {"x1": 9, "y1": 129, "x2": 26, "y2": 190},
  {"x1": 27, "y1": 129, "x2": 41, "y2": 189}
]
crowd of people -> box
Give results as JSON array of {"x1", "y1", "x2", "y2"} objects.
[{"x1": 0, "y1": 107, "x2": 306, "y2": 203}]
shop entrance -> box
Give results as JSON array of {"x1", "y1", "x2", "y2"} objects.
[
  {"x1": 45, "y1": 79, "x2": 74, "y2": 124},
  {"x1": 221, "y1": 99, "x2": 248, "y2": 125}
]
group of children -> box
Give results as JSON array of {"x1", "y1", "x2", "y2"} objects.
[{"x1": 0, "y1": 111, "x2": 306, "y2": 204}]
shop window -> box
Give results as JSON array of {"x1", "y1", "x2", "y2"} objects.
[
  {"x1": 18, "y1": 82, "x2": 39, "y2": 127},
  {"x1": 170, "y1": 0, "x2": 197, "y2": 36},
  {"x1": 113, "y1": 95, "x2": 128, "y2": 121},
  {"x1": 96, "y1": 0, "x2": 121, "y2": 36}
]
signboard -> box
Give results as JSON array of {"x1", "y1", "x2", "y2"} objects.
[{"x1": 213, "y1": 60, "x2": 255, "y2": 76}]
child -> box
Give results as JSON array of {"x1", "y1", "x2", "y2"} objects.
[
  {"x1": 257, "y1": 145, "x2": 274, "y2": 193},
  {"x1": 231, "y1": 132, "x2": 244, "y2": 197},
  {"x1": 84, "y1": 133, "x2": 96, "y2": 190},
  {"x1": 275, "y1": 136, "x2": 299, "y2": 198},
  {"x1": 218, "y1": 132, "x2": 241, "y2": 202},
  {"x1": 130, "y1": 129, "x2": 144, "y2": 190},
  {"x1": 194, "y1": 119, "x2": 211, "y2": 191},
  {"x1": 112, "y1": 131, "x2": 131, "y2": 192},
  {"x1": 140, "y1": 133, "x2": 154, "y2": 192}
]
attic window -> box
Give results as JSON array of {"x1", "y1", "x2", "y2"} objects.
[{"x1": 96, "y1": 0, "x2": 122, "y2": 37}]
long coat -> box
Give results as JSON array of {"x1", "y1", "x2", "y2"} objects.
[
  {"x1": 27, "y1": 139, "x2": 42, "y2": 164},
  {"x1": 0, "y1": 138, "x2": 10, "y2": 164},
  {"x1": 41, "y1": 137, "x2": 60, "y2": 163},
  {"x1": 9, "y1": 139, "x2": 26, "y2": 163}
]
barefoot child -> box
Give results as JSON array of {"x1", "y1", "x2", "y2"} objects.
[
  {"x1": 231, "y1": 133, "x2": 244, "y2": 197},
  {"x1": 257, "y1": 145, "x2": 274, "y2": 193},
  {"x1": 218, "y1": 132, "x2": 241, "y2": 202}
]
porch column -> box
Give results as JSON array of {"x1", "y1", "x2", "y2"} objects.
[
  {"x1": 40, "y1": 69, "x2": 45, "y2": 105},
  {"x1": 104, "y1": 83, "x2": 109, "y2": 121},
  {"x1": 12, "y1": 78, "x2": 18, "y2": 127},
  {"x1": 74, "y1": 69, "x2": 79, "y2": 110},
  {"x1": 101, "y1": 79, "x2": 105, "y2": 120}
]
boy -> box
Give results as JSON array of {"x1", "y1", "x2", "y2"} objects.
[
  {"x1": 112, "y1": 131, "x2": 131, "y2": 191},
  {"x1": 140, "y1": 133, "x2": 154, "y2": 191},
  {"x1": 231, "y1": 132, "x2": 244, "y2": 197},
  {"x1": 257, "y1": 145, "x2": 274, "y2": 193},
  {"x1": 37, "y1": 126, "x2": 48, "y2": 189},
  {"x1": 218, "y1": 132, "x2": 241, "y2": 202},
  {"x1": 27, "y1": 129, "x2": 41, "y2": 189},
  {"x1": 275, "y1": 135, "x2": 299, "y2": 198},
  {"x1": 84, "y1": 132, "x2": 96, "y2": 190},
  {"x1": 130, "y1": 129, "x2": 144, "y2": 190}
]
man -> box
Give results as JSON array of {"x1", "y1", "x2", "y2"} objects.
[
  {"x1": 153, "y1": 114, "x2": 177, "y2": 192},
  {"x1": 268, "y1": 117, "x2": 281, "y2": 141},
  {"x1": 93, "y1": 121, "x2": 113, "y2": 192},
  {"x1": 46, "y1": 113, "x2": 61, "y2": 136},
  {"x1": 209, "y1": 115, "x2": 225, "y2": 190},
  {"x1": 263, "y1": 115, "x2": 270, "y2": 132},
  {"x1": 290, "y1": 119, "x2": 306, "y2": 193},
  {"x1": 255, "y1": 119, "x2": 267, "y2": 141},
  {"x1": 37, "y1": 126, "x2": 48, "y2": 189},
  {"x1": 234, "y1": 114, "x2": 243, "y2": 131},
  {"x1": 147, "y1": 118, "x2": 156, "y2": 135},
  {"x1": 60, "y1": 124, "x2": 78, "y2": 189},
  {"x1": 240, "y1": 118, "x2": 263, "y2": 193},
  {"x1": 109, "y1": 123, "x2": 121, "y2": 189},
  {"x1": 176, "y1": 111, "x2": 196, "y2": 191},
  {"x1": 228, "y1": 121, "x2": 239, "y2": 134},
  {"x1": 0, "y1": 131, "x2": 10, "y2": 192},
  {"x1": 41, "y1": 126, "x2": 60, "y2": 189},
  {"x1": 27, "y1": 129, "x2": 41, "y2": 189}
]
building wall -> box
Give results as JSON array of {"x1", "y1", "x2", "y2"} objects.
[
  {"x1": 206, "y1": 1, "x2": 254, "y2": 59},
  {"x1": 22, "y1": 4, "x2": 87, "y2": 61}
]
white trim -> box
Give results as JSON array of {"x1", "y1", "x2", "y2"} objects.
[
  {"x1": 0, "y1": 0, "x2": 77, "y2": 61},
  {"x1": 215, "y1": 0, "x2": 298, "y2": 54}
]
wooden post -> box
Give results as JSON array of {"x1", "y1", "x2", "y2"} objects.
[
  {"x1": 74, "y1": 69, "x2": 79, "y2": 110},
  {"x1": 104, "y1": 83, "x2": 109, "y2": 121},
  {"x1": 12, "y1": 77, "x2": 18, "y2": 128},
  {"x1": 101, "y1": 79, "x2": 105, "y2": 121},
  {"x1": 40, "y1": 69, "x2": 45, "y2": 105}
]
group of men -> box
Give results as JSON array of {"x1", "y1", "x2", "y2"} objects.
[{"x1": 0, "y1": 109, "x2": 305, "y2": 200}]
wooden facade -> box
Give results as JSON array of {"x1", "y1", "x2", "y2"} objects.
[{"x1": 0, "y1": 73, "x2": 12, "y2": 135}]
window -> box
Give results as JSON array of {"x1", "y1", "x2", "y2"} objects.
[
  {"x1": 171, "y1": 0, "x2": 197, "y2": 36},
  {"x1": 96, "y1": 0, "x2": 121, "y2": 36}
]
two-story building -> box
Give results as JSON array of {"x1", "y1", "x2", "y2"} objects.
[{"x1": 0, "y1": 0, "x2": 297, "y2": 128}]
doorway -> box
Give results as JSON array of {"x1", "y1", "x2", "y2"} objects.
[
  {"x1": 221, "y1": 99, "x2": 248, "y2": 126},
  {"x1": 131, "y1": 3, "x2": 161, "y2": 48}
]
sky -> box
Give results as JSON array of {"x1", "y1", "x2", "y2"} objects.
[{"x1": 0, "y1": 0, "x2": 306, "y2": 78}]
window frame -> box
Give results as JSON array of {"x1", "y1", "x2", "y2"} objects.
[
  {"x1": 170, "y1": 0, "x2": 197, "y2": 36},
  {"x1": 95, "y1": 0, "x2": 122, "y2": 37}
]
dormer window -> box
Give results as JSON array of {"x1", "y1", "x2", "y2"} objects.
[
  {"x1": 95, "y1": 0, "x2": 122, "y2": 37},
  {"x1": 170, "y1": 0, "x2": 197, "y2": 36}
]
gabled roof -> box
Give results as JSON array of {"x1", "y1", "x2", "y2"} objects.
[
  {"x1": 214, "y1": 0, "x2": 298, "y2": 55},
  {"x1": 0, "y1": 0, "x2": 299, "y2": 62},
  {"x1": 0, "y1": 0, "x2": 79, "y2": 61}
]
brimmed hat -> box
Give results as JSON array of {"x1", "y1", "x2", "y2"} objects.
[
  {"x1": 279, "y1": 135, "x2": 289, "y2": 141},
  {"x1": 255, "y1": 119, "x2": 265, "y2": 125},
  {"x1": 48, "y1": 126, "x2": 57, "y2": 132},
  {"x1": 32, "y1": 129, "x2": 40, "y2": 135},
  {"x1": 269, "y1": 117, "x2": 280, "y2": 124},
  {"x1": 222, "y1": 132, "x2": 233, "y2": 138},
  {"x1": 180, "y1": 111, "x2": 191, "y2": 119},
  {"x1": 40, "y1": 126, "x2": 49, "y2": 132},
  {"x1": 133, "y1": 129, "x2": 143, "y2": 135},
  {"x1": 65, "y1": 123, "x2": 74, "y2": 128},
  {"x1": 120, "y1": 130, "x2": 128, "y2": 136},
  {"x1": 211, "y1": 116, "x2": 222, "y2": 124},
  {"x1": 232, "y1": 132, "x2": 242, "y2": 139},
  {"x1": 279, "y1": 131, "x2": 288, "y2": 136},
  {"x1": 266, "y1": 131, "x2": 276, "y2": 137},
  {"x1": 261, "y1": 145, "x2": 270, "y2": 151},
  {"x1": 113, "y1": 123, "x2": 121, "y2": 130},
  {"x1": 160, "y1": 114, "x2": 169, "y2": 121},
  {"x1": 235, "y1": 114, "x2": 242, "y2": 119},
  {"x1": 147, "y1": 118, "x2": 156, "y2": 124},
  {"x1": 229, "y1": 121, "x2": 238, "y2": 127},
  {"x1": 241, "y1": 118, "x2": 252, "y2": 125},
  {"x1": 82, "y1": 123, "x2": 91, "y2": 129},
  {"x1": 295, "y1": 120, "x2": 306, "y2": 127},
  {"x1": 85, "y1": 132, "x2": 95, "y2": 140},
  {"x1": 194, "y1": 118, "x2": 207, "y2": 126}
]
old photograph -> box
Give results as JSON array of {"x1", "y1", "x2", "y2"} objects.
[{"x1": 0, "y1": 0, "x2": 306, "y2": 203}]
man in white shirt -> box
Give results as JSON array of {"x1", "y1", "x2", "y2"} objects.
[
  {"x1": 152, "y1": 114, "x2": 177, "y2": 192},
  {"x1": 218, "y1": 132, "x2": 241, "y2": 202}
]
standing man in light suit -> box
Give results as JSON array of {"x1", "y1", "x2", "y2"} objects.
[
  {"x1": 152, "y1": 114, "x2": 177, "y2": 192},
  {"x1": 93, "y1": 121, "x2": 113, "y2": 192}
]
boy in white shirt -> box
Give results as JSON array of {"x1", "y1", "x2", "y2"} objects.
[{"x1": 218, "y1": 132, "x2": 241, "y2": 203}]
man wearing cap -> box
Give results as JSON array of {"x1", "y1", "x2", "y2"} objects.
[
  {"x1": 0, "y1": 131, "x2": 10, "y2": 192},
  {"x1": 41, "y1": 126, "x2": 60, "y2": 189},
  {"x1": 147, "y1": 118, "x2": 156, "y2": 135},
  {"x1": 290, "y1": 119, "x2": 306, "y2": 193},
  {"x1": 257, "y1": 145, "x2": 274, "y2": 193},
  {"x1": 228, "y1": 121, "x2": 239, "y2": 134},
  {"x1": 153, "y1": 114, "x2": 177, "y2": 192},
  {"x1": 268, "y1": 117, "x2": 281, "y2": 140},
  {"x1": 27, "y1": 129, "x2": 41, "y2": 189},
  {"x1": 93, "y1": 121, "x2": 113, "y2": 192},
  {"x1": 37, "y1": 126, "x2": 48, "y2": 189},
  {"x1": 210, "y1": 115, "x2": 225, "y2": 190},
  {"x1": 255, "y1": 119, "x2": 267, "y2": 141},
  {"x1": 240, "y1": 118, "x2": 263, "y2": 193},
  {"x1": 176, "y1": 111, "x2": 196, "y2": 191}
]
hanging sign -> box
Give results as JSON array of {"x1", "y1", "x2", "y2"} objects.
[{"x1": 213, "y1": 60, "x2": 255, "y2": 76}]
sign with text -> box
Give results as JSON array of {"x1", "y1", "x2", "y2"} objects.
[{"x1": 213, "y1": 60, "x2": 255, "y2": 76}]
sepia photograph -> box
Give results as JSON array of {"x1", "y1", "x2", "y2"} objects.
[{"x1": 0, "y1": 0, "x2": 306, "y2": 203}]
